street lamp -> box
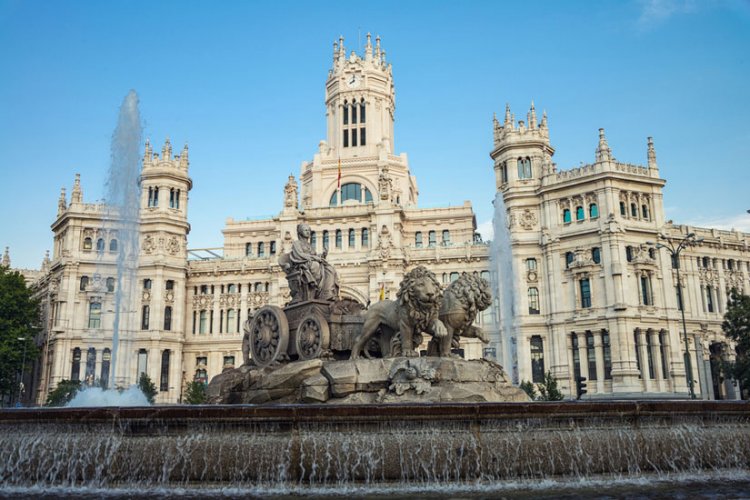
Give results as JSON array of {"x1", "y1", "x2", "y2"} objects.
[
  {"x1": 16, "y1": 337, "x2": 28, "y2": 406},
  {"x1": 648, "y1": 232, "x2": 703, "y2": 399}
]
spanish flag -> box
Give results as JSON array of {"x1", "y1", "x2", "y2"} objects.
[
  {"x1": 337, "y1": 156, "x2": 342, "y2": 188},
  {"x1": 379, "y1": 282, "x2": 385, "y2": 301}
]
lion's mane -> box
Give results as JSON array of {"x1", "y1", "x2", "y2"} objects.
[
  {"x1": 442, "y1": 272, "x2": 492, "y2": 327},
  {"x1": 396, "y1": 266, "x2": 443, "y2": 333}
]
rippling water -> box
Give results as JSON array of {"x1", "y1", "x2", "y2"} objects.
[{"x1": 2, "y1": 471, "x2": 749, "y2": 499}]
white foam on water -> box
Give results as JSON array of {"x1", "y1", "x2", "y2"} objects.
[{"x1": 65, "y1": 386, "x2": 150, "y2": 407}]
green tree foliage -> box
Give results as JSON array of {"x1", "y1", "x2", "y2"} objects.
[
  {"x1": 519, "y1": 380, "x2": 537, "y2": 400},
  {"x1": 184, "y1": 381, "x2": 207, "y2": 404},
  {"x1": 537, "y1": 371, "x2": 565, "y2": 401},
  {"x1": 138, "y1": 372, "x2": 157, "y2": 404},
  {"x1": 0, "y1": 265, "x2": 40, "y2": 402},
  {"x1": 722, "y1": 289, "x2": 750, "y2": 397},
  {"x1": 45, "y1": 380, "x2": 81, "y2": 406},
  {"x1": 520, "y1": 372, "x2": 565, "y2": 401}
]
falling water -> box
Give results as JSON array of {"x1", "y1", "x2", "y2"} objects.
[
  {"x1": 103, "y1": 90, "x2": 143, "y2": 390},
  {"x1": 490, "y1": 191, "x2": 518, "y2": 383}
]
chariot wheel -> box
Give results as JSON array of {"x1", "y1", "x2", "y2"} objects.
[
  {"x1": 295, "y1": 312, "x2": 330, "y2": 360},
  {"x1": 248, "y1": 305, "x2": 289, "y2": 367}
]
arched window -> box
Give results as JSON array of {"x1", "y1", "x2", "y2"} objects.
[
  {"x1": 143, "y1": 279, "x2": 152, "y2": 290},
  {"x1": 106, "y1": 277, "x2": 115, "y2": 292},
  {"x1": 530, "y1": 336, "x2": 544, "y2": 383},
  {"x1": 563, "y1": 209, "x2": 571, "y2": 224},
  {"x1": 164, "y1": 306, "x2": 172, "y2": 331},
  {"x1": 706, "y1": 285, "x2": 715, "y2": 313},
  {"x1": 96, "y1": 238, "x2": 105, "y2": 252},
  {"x1": 335, "y1": 229, "x2": 342, "y2": 249},
  {"x1": 83, "y1": 237, "x2": 92, "y2": 250},
  {"x1": 365, "y1": 188, "x2": 373, "y2": 203},
  {"x1": 428, "y1": 231, "x2": 437, "y2": 247},
  {"x1": 361, "y1": 228, "x2": 369, "y2": 247},
  {"x1": 526, "y1": 258, "x2": 537, "y2": 271},
  {"x1": 310, "y1": 231, "x2": 317, "y2": 250},
  {"x1": 80, "y1": 276, "x2": 89, "y2": 291},
  {"x1": 580, "y1": 279, "x2": 592, "y2": 308},
  {"x1": 442, "y1": 230, "x2": 450, "y2": 246},
  {"x1": 620, "y1": 202, "x2": 626, "y2": 216},
  {"x1": 322, "y1": 230, "x2": 329, "y2": 249},
  {"x1": 101, "y1": 348, "x2": 111, "y2": 389},
  {"x1": 591, "y1": 247, "x2": 601, "y2": 264},
  {"x1": 528, "y1": 287, "x2": 540, "y2": 314},
  {"x1": 589, "y1": 203, "x2": 599, "y2": 218},
  {"x1": 137, "y1": 349, "x2": 148, "y2": 378},
  {"x1": 576, "y1": 206, "x2": 584, "y2": 221},
  {"x1": 450, "y1": 272, "x2": 460, "y2": 282},
  {"x1": 85, "y1": 347, "x2": 96, "y2": 384},
  {"x1": 270, "y1": 241, "x2": 276, "y2": 255},
  {"x1": 586, "y1": 332, "x2": 597, "y2": 380},
  {"x1": 360, "y1": 98, "x2": 366, "y2": 124},
  {"x1": 195, "y1": 369, "x2": 208, "y2": 384},
  {"x1": 641, "y1": 204, "x2": 650, "y2": 220},
  {"x1": 630, "y1": 203, "x2": 638, "y2": 217},
  {"x1": 257, "y1": 242, "x2": 265, "y2": 257},
  {"x1": 415, "y1": 232, "x2": 423, "y2": 248},
  {"x1": 227, "y1": 284, "x2": 236, "y2": 293},
  {"x1": 71, "y1": 347, "x2": 81, "y2": 381},
  {"x1": 160, "y1": 350, "x2": 170, "y2": 392},
  {"x1": 343, "y1": 100, "x2": 349, "y2": 125},
  {"x1": 88, "y1": 302, "x2": 101, "y2": 328},
  {"x1": 640, "y1": 275, "x2": 652, "y2": 306},
  {"x1": 517, "y1": 157, "x2": 532, "y2": 179},
  {"x1": 330, "y1": 183, "x2": 372, "y2": 206},
  {"x1": 141, "y1": 305, "x2": 150, "y2": 330},
  {"x1": 348, "y1": 228, "x2": 356, "y2": 248},
  {"x1": 648, "y1": 248, "x2": 656, "y2": 259},
  {"x1": 109, "y1": 239, "x2": 118, "y2": 252},
  {"x1": 245, "y1": 243, "x2": 252, "y2": 257},
  {"x1": 169, "y1": 188, "x2": 177, "y2": 208},
  {"x1": 626, "y1": 246, "x2": 633, "y2": 262},
  {"x1": 603, "y1": 331, "x2": 613, "y2": 380},
  {"x1": 702, "y1": 256, "x2": 710, "y2": 268}
]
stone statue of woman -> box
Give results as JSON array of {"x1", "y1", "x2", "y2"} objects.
[{"x1": 282, "y1": 223, "x2": 339, "y2": 302}]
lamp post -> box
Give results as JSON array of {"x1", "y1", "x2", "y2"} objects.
[
  {"x1": 16, "y1": 337, "x2": 28, "y2": 406},
  {"x1": 649, "y1": 232, "x2": 703, "y2": 399}
]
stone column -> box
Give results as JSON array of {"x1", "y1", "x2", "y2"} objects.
[
  {"x1": 577, "y1": 331, "x2": 589, "y2": 383},
  {"x1": 637, "y1": 328, "x2": 651, "y2": 392},
  {"x1": 659, "y1": 329, "x2": 671, "y2": 391},
  {"x1": 594, "y1": 332, "x2": 605, "y2": 394},
  {"x1": 648, "y1": 329, "x2": 664, "y2": 392}
]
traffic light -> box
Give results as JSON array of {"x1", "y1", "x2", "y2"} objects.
[{"x1": 575, "y1": 376, "x2": 587, "y2": 399}]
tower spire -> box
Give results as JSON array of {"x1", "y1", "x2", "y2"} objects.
[
  {"x1": 504, "y1": 103, "x2": 512, "y2": 128},
  {"x1": 365, "y1": 32, "x2": 373, "y2": 60},
  {"x1": 71, "y1": 173, "x2": 82, "y2": 204},
  {"x1": 647, "y1": 136, "x2": 657, "y2": 169},
  {"x1": 528, "y1": 101, "x2": 537, "y2": 129},
  {"x1": 2, "y1": 247, "x2": 9, "y2": 267},
  {"x1": 58, "y1": 187, "x2": 67, "y2": 216},
  {"x1": 595, "y1": 128, "x2": 612, "y2": 162}
]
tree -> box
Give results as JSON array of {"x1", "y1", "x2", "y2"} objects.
[
  {"x1": 0, "y1": 265, "x2": 40, "y2": 404},
  {"x1": 519, "y1": 372, "x2": 565, "y2": 401},
  {"x1": 722, "y1": 289, "x2": 750, "y2": 398},
  {"x1": 537, "y1": 371, "x2": 565, "y2": 401},
  {"x1": 46, "y1": 380, "x2": 81, "y2": 406},
  {"x1": 184, "y1": 381, "x2": 207, "y2": 404},
  {"x1": 138, "y1": 372, "x2": 157, "y2": 404}
]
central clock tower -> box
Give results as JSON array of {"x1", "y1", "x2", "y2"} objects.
[{"x1": 325, "y1": 33, "x2": 395, "y2": 159}]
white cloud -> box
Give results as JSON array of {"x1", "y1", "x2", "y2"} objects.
[
  {"x1": 476, "y1": 219, "x2": 494, "y2": 242},
  {"x1": 682, "y1": 213, "x2": 750, "y2": 233},
  {"x1": 637, "y1": 0, "x2": 700, "y2": 29}
]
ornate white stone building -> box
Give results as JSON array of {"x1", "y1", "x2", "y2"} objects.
[{"x1": 16, "y1": 36, "x2": 748, "y2": 404}]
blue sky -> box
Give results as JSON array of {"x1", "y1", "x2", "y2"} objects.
[{"x1": 1, "y1": 0, "x2": 749, "y2": 269}]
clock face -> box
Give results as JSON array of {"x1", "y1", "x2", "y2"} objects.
[{"x1": 347, "y1": 74, "x2": 360, "y2": 88}]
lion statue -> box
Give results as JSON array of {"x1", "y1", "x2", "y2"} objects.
[
  {"x1": 350, "y1": 266, "x2": 447, "y2": 359},
  {"x1": 429, "y1": 272, "x2": 493, "y2": 357}
]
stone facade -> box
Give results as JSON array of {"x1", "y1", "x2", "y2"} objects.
[{"x1": 14, "y1": 36, "x2": 748, "y2": 404}]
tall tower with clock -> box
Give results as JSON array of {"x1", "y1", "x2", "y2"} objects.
[{"x1": 299, "y1": 34, "x2": 417, "y2": 210}]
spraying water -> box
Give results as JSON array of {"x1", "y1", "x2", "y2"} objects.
[
  {"x1": 105, "y1": 90, "x2": 143, "y2": 390},
  {"x1": 490, "y1": 191, "x2": 518, "y2": 383}
]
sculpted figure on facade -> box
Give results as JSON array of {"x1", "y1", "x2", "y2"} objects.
[
  {"x1": 378, "y1": 165, "x2": 392, "y2": 201},
  {"x1": 284, "y1": 174, "x2": 298, "y2": 209},
  {"x1": 279, "y1": 223, "x2": 339, "y2": 303}
]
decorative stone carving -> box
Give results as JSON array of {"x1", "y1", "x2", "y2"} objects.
[
  {"x1": 284, "y1": 174, "x2": 298, "y2": 209},
  {"x1": 518, "y1": 209, "x2": 537, "y2": 230},
  {"x1": 378, "y1": 165, "x2": 392, "y2": 201},
  {"x1": 350, "y1": 266, "x2": 447, "y2": 359},
  {"x1": 142, "y1": 234, "x2": 157, "y2": 254},
  {"x1": 166, "y1": 236, "x2": 180, "y2": 256},
  {"x1": 278, "y1": 223, "x2": 340, "y2": 303},
  {"x1": 377, "y1": 225, "x2": 392, "y2": 259}
]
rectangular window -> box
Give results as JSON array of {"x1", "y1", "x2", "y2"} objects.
[
  {"x1": 442, "y1": 230, "x2": 450, "y2": 246},
  {"x1": 348, "y1": 229, "x2": 356, "y2": 248},
  {"x1": 530, "y1": 336, "x2": 545, "y2": 383},
  {"x1": 603, "y1": 331, "x2": 612, "y2": 380},
  {"x1": 270, "y1": 241, "x2": 276, "y2": 255},
  {"x1": 352, "y1": 127, "x2": 358, "y2": 146},
  {"x1": 310, "y1": 231, "x2": 317, "y2": 250},
  {"x1": 343, "y1": 129, "x2": 349, "y2": 148},
  {"x1": 526, "y1": 258, "x2": 537, "y2": 271},
  {"x1": 360, "y1": 103, "x2": 366, "y2": 122},
  {"x1": 580, "y1": 279, "x2": 591, "y2": 308},
  {"x1": 343, "y1": 106, "x2": 348, "y2": 125},
  {"x1": 223, "y1": 355, "x2": 235, "y2": 368},
  {"x1": 634, "y1": 331, "x2": 642, "y2": 378},
  {"x1": 88, "y1": 302, "x2": 102, "y2": 329},
  {"x1": 351, "y1": 104, "x2": 357, "y2": 124},
  {"x1": 706, "y1": 286, "x2": 715, "y2": 313},
  {"x1": 164, "y1": 306, "x2": 172, "y2": 331},
  {"x1": 415, "y1": 232, "x2": 423, "y2": 248},
  {"x1": 428, "y1": 231, "x2": 437, "y2": 247},
  {"x1": 641, "y1": 276, "x2": 651, "y2": 306},
  {"x1": 137, "y1": 349, "x2": 148, "y2": 379},
  {"x1": 659, "y1": 331, "x2": 669, "y2": 379},
  {"x1": 646, "y1": 332, "x2": 655, "y2": 379},
  {"x1": 571, "y1": 334, "x2": 581, "y2": 379},
  {"x1": 335, "y1": 229, "x2": 342, "y2": 249},
  {"x1": 360, "y1": 127, "x2": 366, "y2": 146},
  {"x1": 199, "y1": 310, "x2": 207, "y2": 334},
  {"x1": 160, "y1": 350, "x2": 170, "y2": 392},
  {"x1": 141, "y1": 305, "x2": 150, "y2": 330}
]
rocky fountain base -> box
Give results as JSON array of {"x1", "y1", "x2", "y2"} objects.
[{"x1": 207, "y1": 357, "x2": 529, "y2": 404}]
